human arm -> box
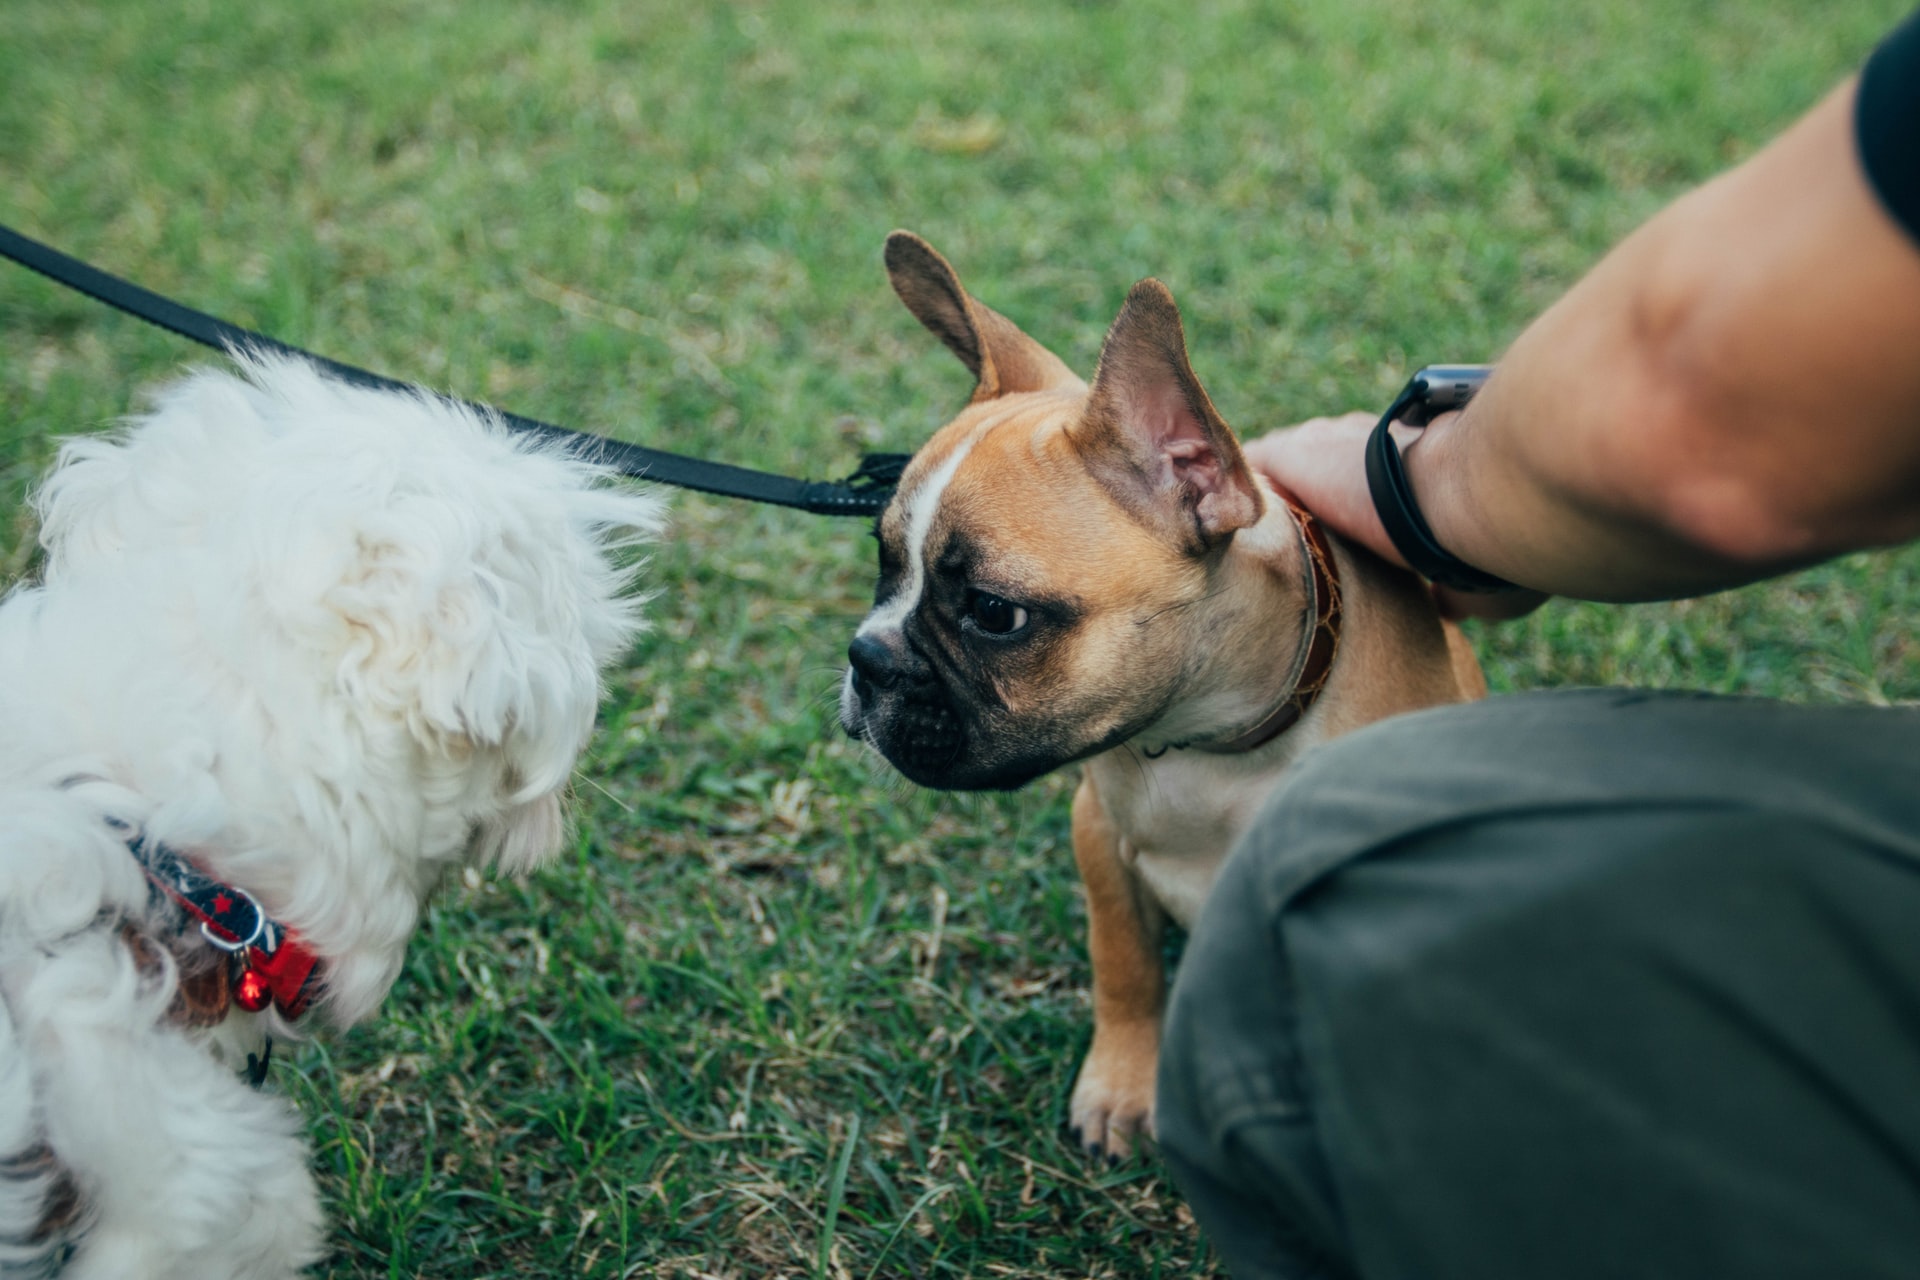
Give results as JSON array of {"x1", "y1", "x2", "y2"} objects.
[{"x1": 1248, "y1": 69, "x2": 1920, "y2": 607}]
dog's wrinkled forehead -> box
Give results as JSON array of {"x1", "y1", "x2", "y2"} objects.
[{"x1": 865, "y1": 395, "x2": 1121, "y2": 633}]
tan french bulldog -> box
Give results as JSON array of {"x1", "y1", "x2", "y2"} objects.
[{"x1": 840, "y1": 232, "x2": 1486, "y2": 1158}]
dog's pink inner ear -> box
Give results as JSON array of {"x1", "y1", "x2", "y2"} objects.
[
  {"x1": 1077, "y1": 279, "x2": 1262, "y2": 549},
  {"x1": 884, "y1": 230, "x2": 1081, "y2": 402}
]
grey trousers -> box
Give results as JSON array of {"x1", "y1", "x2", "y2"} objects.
[{"x1": 1157, "y1": 689, "x2": 1920, "y2": 1280}]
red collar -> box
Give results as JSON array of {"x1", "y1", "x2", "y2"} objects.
[
  {"x1": 1193, "y1": 495, "x2": 1344, "y2": 754},
  {"x1": 123, "y1": 829, "x2": 324, "y2": 1020}
]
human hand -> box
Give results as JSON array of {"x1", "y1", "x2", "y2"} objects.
[
  {"x1": 1242, "y1": 411, "x2": 1395, "y2": 561},
  {"x1": 1242, "y1": 412, "x2": 1549, "y2": 622}
]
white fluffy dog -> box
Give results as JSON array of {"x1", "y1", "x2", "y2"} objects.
[{"x1": 0, "y1": 356, "x2": 662, "y2": 1278}]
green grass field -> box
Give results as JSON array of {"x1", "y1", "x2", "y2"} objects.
[{"x1": 3, "y1": 2, "x2": 1915, "y2": 1275}]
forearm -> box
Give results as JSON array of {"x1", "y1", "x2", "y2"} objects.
[{"x1": 1403, "y1": 78, "x2": 1920, "y2": 601}]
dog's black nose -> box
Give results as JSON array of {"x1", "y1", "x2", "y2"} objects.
[{"x1": 848, "y1": 632, "x2": 901, "y2": 693}]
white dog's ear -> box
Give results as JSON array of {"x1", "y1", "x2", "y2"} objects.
[
  {"x1": 327, "y1": 525, "x2": 596, "y2": 753},
  {"x1": 321, "y1": 445, "x2": 659, "y2": 872}
]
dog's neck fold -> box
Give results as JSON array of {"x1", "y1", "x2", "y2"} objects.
[{"x1": 1133, "y1": 483, "x2": 1340, "y2": 755}]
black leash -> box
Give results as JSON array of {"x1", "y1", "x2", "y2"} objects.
[{"x1": 0, "y1": 222, "x2": 908, "y2": 517}]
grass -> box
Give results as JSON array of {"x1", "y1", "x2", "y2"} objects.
[{"x1": 3, "y1": 1, "x2": 1916, "y2": 1275}]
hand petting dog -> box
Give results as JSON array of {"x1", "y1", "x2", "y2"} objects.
[{"x1": 0, "y1": 357, "x2": 659, "y2": 1279}]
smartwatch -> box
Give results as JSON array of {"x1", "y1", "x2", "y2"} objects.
[{"x1": 1364, "y1": 364, "x2": 1522, "y2": 594}]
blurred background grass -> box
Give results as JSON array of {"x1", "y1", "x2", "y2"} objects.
[{"x1": 3, "y1": 1, "x2": 1914, "y2": 1276}]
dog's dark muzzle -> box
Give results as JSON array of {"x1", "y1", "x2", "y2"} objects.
[
  {"x1": 842, "y1": 630, "x2": 967, "y2": 776},
  {"x1": 843, "y1": 627, "x2": 1069, "y2": 791}
]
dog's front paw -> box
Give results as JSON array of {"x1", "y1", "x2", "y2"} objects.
[{"x1": 1068, "y1": 1022, "x2": 1159, "y2": 1160}]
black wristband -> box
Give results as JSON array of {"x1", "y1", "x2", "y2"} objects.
[
  {"x1": 1856, "y1": 5, "x2": 1920, "y2": 251},
  {"x1": 1364, "y1": 367, "x2": 1522, "y2": 594}
]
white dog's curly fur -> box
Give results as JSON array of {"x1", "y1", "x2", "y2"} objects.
[{"x1": 0, "y1": 356, "x2": 662, "y2": 1278}]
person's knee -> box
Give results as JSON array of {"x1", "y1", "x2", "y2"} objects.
[{"x1": 1158, "y1": 850, "x2": 1355, "y2": 1277}]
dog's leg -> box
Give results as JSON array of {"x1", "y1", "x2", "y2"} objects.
[
  {"x1": 1442, "y1": 618, "x2": 1489, "y2": 699},
  {"x1": 1067, "y1": 776, "x2": 1166, "y2": 1159},
  {"x1": 13, "y1": 934, "x2": 322, "y2": 1280},
  {"x1": 0, "y1": 990, "x2": 72, "y2": 1277}
]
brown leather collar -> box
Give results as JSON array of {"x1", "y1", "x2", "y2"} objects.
[{"x1": 1192, "y1": 495, "x2": 1343, "y2": 754}]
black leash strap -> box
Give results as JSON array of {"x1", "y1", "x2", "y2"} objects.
[{"x1": 0, "y1": 222, "x2": 907, "y2": 516}]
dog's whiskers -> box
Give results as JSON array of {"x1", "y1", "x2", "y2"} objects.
[{"x1": 573, "y1": 770, "x2": 635, "y2": 813}]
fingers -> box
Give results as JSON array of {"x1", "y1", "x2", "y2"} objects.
[
  {"x1": 1239, "y1": 411, "x2": 1377, "y2": 482},
  {"x1": 1242, "y1": 411, "x2": 1404, "y2": 569}
]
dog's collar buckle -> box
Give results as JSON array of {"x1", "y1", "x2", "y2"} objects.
[
  {"x1": 120, "y1": 830, "x2": 324, "y2": 1020},
  {"x1": 195, "y1": 885, "x2": 266, "y2": 953}
]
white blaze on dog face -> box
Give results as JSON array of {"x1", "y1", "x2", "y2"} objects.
[{"x1": 857, "y1": 428, "x2": 983, "y2": 638}]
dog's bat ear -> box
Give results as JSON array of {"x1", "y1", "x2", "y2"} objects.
[
  {"x1": 1072, "y1": 279, "x2": 1262, "y2": 553},
  {"x1": 884, "y1": 231, "x2": 1082, "y2": 402}
]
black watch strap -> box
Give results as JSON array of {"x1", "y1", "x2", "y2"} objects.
[{"x1": 1364, "y1": 367, "x2": 1522, "y2": 594}]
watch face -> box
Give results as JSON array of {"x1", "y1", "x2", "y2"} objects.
[
  {"x1": 1415, "y1": 364, "x2": 1495, "y2": 408},
  {"x1": 1400, "y1": 364, "x2": 1493, "y2": 426}
]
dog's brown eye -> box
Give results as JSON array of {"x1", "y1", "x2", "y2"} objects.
[{"x1": 968, "y1": 592, "x2": 1029, "y2": 635}]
